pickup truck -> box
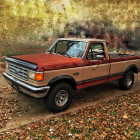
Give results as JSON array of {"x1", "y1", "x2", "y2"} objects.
[{"x1": 3, "y1": 38, "x2": 140, "y2": 113}]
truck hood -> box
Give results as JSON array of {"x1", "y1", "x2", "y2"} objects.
[{"x1": 13, "y1": 53, "x2": 83, "y2": 71}]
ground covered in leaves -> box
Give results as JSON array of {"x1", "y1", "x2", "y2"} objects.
[
  {"x1": 0, "y1": 91, "x2": 140, "y2": 140},
  {"x1": 0, "y1": 98, "x2": 22, "y2": 129}
]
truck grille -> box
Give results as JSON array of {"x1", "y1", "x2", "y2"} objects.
[{"x1": 9, "y1": 63, "x2": 28, "y2": 81}]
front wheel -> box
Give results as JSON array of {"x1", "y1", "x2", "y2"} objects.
[
  {"x1": 119, "y1": 71, "x2": 134, "y2": 90},
  {"x1": 44, "y1": 82, "x2": 73, "y2": 113}
]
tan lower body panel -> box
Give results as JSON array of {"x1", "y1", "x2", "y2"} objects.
[
  {"x1": 5, "y1": 67, "x2": 84, "y2": 87},
  {"x1": 5, "y1": 59, "x2": 140, "y2": 89},
  {"x1": 83, "y1": 63, "x2": 110, "y2": 81},
  {"x1": 110, "y1": 59, "x2": 140, "y2": 75},
  {"x1": 43, "y1": 67, "x2": 84, "y2": 85}
]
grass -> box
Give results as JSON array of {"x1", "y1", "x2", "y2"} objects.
[
  {"x1": 132, "y1": 130, "x2": 140, "y2": 140},
  {"x1": 30, "y1": 130, "x2": 36, "y2": 137},
  {"x1": 0, "y1": 38, "x2": 56, "y2": 59},
  {"x1": 0, "y1": 58, "x2": 4, "y2": 62}
]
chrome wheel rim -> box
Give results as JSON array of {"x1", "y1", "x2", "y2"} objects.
[
  {"x1": 127, "y1": 75, "x2": 132, "y2": 86},
  {"x1": 55, "y1": 90, "x2": 68, "y2": 107}
]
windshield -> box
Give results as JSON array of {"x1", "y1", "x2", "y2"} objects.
[{"x1": 47, "y1": 40, "x2": 88, "y2": 58}]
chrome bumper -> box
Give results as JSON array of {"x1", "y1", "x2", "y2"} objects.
[{"x1": 3, "y1": 72, "x2": 50, "y2": 98}]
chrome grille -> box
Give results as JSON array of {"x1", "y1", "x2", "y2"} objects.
[{"x1": 9, "y1": 63, "x2": 28, "y2": 81}]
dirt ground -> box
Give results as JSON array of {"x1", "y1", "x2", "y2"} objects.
[{"x1": 0, "y1": 67, "x2": 140, "y2": 133}]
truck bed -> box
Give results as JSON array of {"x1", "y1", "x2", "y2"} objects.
[
  {"x1": 108, "y1": 52, "x2": 136, "y2": 58},
  {"x1": 118, "y1": 54, "x2": 135, "y2": 57}
]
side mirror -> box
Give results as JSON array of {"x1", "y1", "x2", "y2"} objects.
[{"x1": 96, "y1": 55, "x2": 104, "y2": 60}]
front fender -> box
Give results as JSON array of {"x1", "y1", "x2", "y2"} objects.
[{"x1": 47, "y1": 75, "x2": 77, "y2": 90}]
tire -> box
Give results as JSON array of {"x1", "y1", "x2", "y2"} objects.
[
  {"x1": 119, "y1": 71, "x2": 134, "y2": 90},
  {"x1": 44, "y1": 82, "x2": 73, "y2": 113}
]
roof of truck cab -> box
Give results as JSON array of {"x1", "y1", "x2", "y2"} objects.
[{"x1": 58, "y1": 38, "x2": 106, "y2": 42}]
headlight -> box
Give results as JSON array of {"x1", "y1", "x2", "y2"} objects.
[
  {"x1": 28, "y1": 71, "x2": 35, "y2": 80},
  {"x1": 28, "y1": 71, "x2": 44, "y2": 81},
  {"x1": 6, "y1": 62, "x2": 9, "y2": 69}
]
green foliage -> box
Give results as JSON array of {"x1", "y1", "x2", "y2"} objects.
[
  {"x1": 131, "y1": 130, "x2": 140, "y2": 140},
  {"x1": 30, "y1": 130, "x2": 36, "y2": 137},
  {"x1": 1, "y1": 0, "x2": 140, "y2": 56}
]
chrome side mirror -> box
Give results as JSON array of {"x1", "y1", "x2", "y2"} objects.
[{"x1": 96, "y1": 55, "x2": 104, "y2": 60}]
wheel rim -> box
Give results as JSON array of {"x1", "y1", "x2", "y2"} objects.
[
  {"x1": 55, "y1": 90, "x2": 68, "y2": 107},
  {"x1": 127, "y1": 75, "x2": 132, "y2": 86}
]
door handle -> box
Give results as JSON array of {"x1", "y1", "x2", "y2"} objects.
[
  {"x1": 92, "y1": 60, "x2": 96, "y2": 63},
  {"x1": 92, "y1": 60, "x2": 101, "y2": 63},
  {"x1": 93, "y1": 61, "x2": 102, "y2": 70}
]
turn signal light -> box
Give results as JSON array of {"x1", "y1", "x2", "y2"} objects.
[{"x1": 35, "y1": 73, "x2": 44, "y2": 81}]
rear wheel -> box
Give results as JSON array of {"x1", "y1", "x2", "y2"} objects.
[
  {"x1": 119, "y1": 71, "x2": 134, "y2": 90},
  {"x1": 44, "y1": 82, "x2": 73, "y2": 113}
]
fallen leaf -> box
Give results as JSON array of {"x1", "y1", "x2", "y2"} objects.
[
  {"x1": 125, "y1": 134, "x2": 131, "y2": 138},
  {"x1": 128, "y1": 106, "x2": 131, "y2": 109},
  {"x1": 79, "y1": 133, "x2": 83, "y2": 140},
  {"x1": 45, "y1": 131, "x2": 51, "y2": 137},
  {"x1": 75, "y1": 134, "x2": 79, "y2": 137},
  {"x1": 123, "y1": 113, "x2": 128, "y2": 119},
  {"x1": 31, "y1": 124, "x2": 37, "y2": 129}
]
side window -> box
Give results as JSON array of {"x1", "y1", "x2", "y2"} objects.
[{"x1": 86, "y1": 43, "x2": 104, "y2": 60}]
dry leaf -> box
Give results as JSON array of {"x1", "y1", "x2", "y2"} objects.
[
  {"x1": 79, "y1": 133, "x2": 83, "y2": 140},
  {"x1": 123, "y1": 113, "x2": 128, "y2": 119},
  {"x1": 125, "y1": 134, "x2": 131, "y2": 138},
  {"x1": 45, "y1": 135, "x2": 50, "y2": 140},
  {"x1": 31, "y1": 124, "x2": 37, "y2": 129},
  {"x1": 75, "y1": 134, "x2": 79, "y2": 138},
  {"x1": 46, "y1": 131, "x2": 51, "y2": 136},
  {"x1": 128, "y1": 106, "x2": 131, "y2": 109}
]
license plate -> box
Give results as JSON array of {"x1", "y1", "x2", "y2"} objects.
[{"x1": 12, "y1": 84, "x2": 18, "y2": 91}]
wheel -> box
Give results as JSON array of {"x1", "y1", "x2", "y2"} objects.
[
  {"x1": 119, "y1": 71, "x2": 134, "y2": 90},
  {"x1": 44, "y1": 82, "x2": 73, "y2": 113}
]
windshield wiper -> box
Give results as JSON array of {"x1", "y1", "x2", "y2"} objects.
[{"x1": 65, "y1": 53, "x2": 71, "y2": 58}]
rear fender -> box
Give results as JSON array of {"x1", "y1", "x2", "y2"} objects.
[{"x1": 122, "y1": 64, "x2": 138, "y2": 78}]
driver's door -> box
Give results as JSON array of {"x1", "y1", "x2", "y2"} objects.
[{"x1": 83, "y1": 43, "x2": 110, "y2": 88}]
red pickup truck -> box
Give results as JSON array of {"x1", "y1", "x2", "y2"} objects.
[{"x1": 3, "y1": 38, "x2": 140, "y2": 112}]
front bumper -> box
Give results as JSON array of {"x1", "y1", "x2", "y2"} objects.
[{"x1": 3, "y1": 72, "x2": 50, "y2": 98}]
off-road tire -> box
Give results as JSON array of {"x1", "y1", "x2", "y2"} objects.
[
  {"x1": 44, "y1": 82, "x2": 73, "y2": 113},
  {"x1": 119, "y1": 71, "x2": 134, "y2": 90}
]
